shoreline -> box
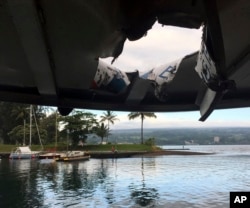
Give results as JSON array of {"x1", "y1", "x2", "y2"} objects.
[
  {"x1": 87, "y1": 150, "x2": 214, "y2": 158},
  {"x1": 0, "y1": 150, "x2": 214, "y2": 159}
]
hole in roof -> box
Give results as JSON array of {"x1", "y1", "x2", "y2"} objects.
[{"x1": 101, "y1": 23, "x2": 202, "y2": 73}]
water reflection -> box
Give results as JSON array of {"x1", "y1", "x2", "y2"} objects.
[
  {"x1": 62, "y1": 163, "x2": 84, "y2": 190},
  {"x1": 0, "y1": 157, "x2": 213, "y2": 207},
  {"x1": 1, "y1": 160, "x2": 44, "y2": 208},
  {"x1": 2, "y1": 146, "x2": 250, "y2": 208},
  {"x1": 129, "y1": 157, "x2": 159, "y2": 207}
]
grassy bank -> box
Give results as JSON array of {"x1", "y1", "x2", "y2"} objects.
[
  {"x1": 81, "y1": 144, "x2": 160, "y2": 152},
  {"x1": 0, "y1": 143, "x2": 161, "y2": 153},
  {"x1": 0, "y1": 144, "x2": 16, "y2": 152}
]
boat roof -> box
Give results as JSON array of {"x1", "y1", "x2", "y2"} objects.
[
  {"x1": 0, "y1": 1, "x2": 250, "y2": 121},
  {"x1": 16, "y1": 146, "x2": 32, "y2": 153}
]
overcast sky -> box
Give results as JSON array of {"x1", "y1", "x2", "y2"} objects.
[
  {"x1": 96, "y1": 23, "x2": 250, "y2": 129},
  {"x1": 90, "y1": 108, "x2": 250, "y2": 130}
]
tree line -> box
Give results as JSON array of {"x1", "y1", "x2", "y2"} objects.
[
  {"x1": 107, "y1": 127, "x2": 250, "y2": 145},
  {"x1": 0, "y1": 102, "x2": 158, "y2": 146},
  {"x1": 0, "y1": 102, "x2": 108, "y2": 146}
]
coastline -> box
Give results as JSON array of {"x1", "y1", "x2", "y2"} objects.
[
  {"x1": 0, "y1": 150, "x2": 214, "y2": 159},
  {"x1": 87, "y1": 150, "x2": 213, "y2": 158},
  {"x1": 137, "y1": 150, "x2": 214, "y2": 157}
]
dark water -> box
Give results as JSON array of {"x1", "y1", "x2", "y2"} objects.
[{"x1": 1, "y1": 145, "x2": 250, "y2": 208}]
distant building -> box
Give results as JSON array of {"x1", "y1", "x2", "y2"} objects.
[
  {"x1": 214, "y1": 136, "x2": 220, "y2": 143},
  {"x1": 185, "y1": 140, "x2": 198, "y2": 145}
]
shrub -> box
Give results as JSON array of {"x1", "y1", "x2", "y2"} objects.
[{"x1": 145, "y1": 137, "x2": 156, "y2": 146}]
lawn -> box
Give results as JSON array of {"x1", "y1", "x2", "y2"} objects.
[
  {"x1": 0, "y1": 144, "x2": 16, "y2": 152},
  {"x1": 0, "y1": 143, "x2": 161, "y2": 152},
  {"x1": 81, "y1": 144, "x2": 159, "y2": 152}
]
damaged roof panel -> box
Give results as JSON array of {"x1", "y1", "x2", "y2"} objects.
[{"x1": 0, "y1": 0, "x2": 249, "y2": 120}]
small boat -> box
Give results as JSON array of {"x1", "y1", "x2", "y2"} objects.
[
  {"x1": 10, "y1": 105, "x2": 43, "y2": 160},
  {"x1": 9, "y1": 146, "x2": 39, "y2": 159},
  {"x1": 38, "y1": 152, "x2": 62, "y2": 159},
  {"x1": 56, "y1": 151, "x2": 90, "y2": 162}
]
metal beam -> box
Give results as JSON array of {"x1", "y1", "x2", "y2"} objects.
[{"x1": 7, "y1": 0, "x2": 56, "y2": 95}]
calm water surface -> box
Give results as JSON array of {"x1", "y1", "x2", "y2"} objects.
[{"x1": 1, "y1": 145, "x2": 250, "y2": 208}]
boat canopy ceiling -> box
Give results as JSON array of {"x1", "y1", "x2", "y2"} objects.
[{"x1": 0, "y1": 0, "x2": 250, "y2": 120}]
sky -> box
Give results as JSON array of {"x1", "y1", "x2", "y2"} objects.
[
  {"x1": 89, "y1": 108, "x2": 250, "y2": 130},
  {"x1": 90, "y1": 23, "x2": 250, "y2": 130}
]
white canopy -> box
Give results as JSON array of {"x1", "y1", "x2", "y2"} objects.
[{"x1": 16, "y1": 146, "x2": 32, "y2": 153}]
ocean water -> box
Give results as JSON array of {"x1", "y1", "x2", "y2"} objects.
[{"x1": 0, "y1": 145, "x2": 250, "y2": 208}]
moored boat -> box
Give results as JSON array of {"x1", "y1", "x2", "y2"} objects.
[
  {"x1": 38, "y1": 152, "x2": 62, "y2": 159},
  {"x1": 56, "y1": 151, "x2": 90, "y2": 162},
  {"x1": 9, "y1": 105, "x2": 43, "y2": 160},
  {"x1": 9, "y1": 146, "x2": 39, "y2": 159}
]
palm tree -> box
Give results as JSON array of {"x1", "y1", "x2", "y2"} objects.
[
  {"x1": 100, "y1": 111, "x2": 119, "y2": 142},
  {"x1": 11, "y1": 104, "x2": 30, "y2": 145},
  {"x1": 128, "y1": 112, "x2": 156, "y2": 144},
  {"x1": 95, "y1": 123, "x2": 110, "y2": 144}
]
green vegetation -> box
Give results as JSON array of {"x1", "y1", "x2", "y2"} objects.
[
  {"x1": 100, "y1": 111, "x2": 119, "y2": 143},
  {"x1": 61, "y1": 110, "x2": 98, "y2": 146},
  {"x1": 94, "y1": 123, "x2": 109, "y2": 143},
  {"x1": 0, "y1": 102, "x2": 100, "y2": 146},
  {"x1": 108, "y1": 128, "x2": 250, "y2": 145},
  {"x1": 128, "y1": 112, "x2": 157, "y2": 144},
  {"x1": 0, "y1": 103, "x2": 162, "y2": 149},
  {"x1": 81, "y1": 144, "x2": 158, "y2": 152},
  {"x1": 0, "y1": 143, "x2": 160, "y2": 153},
  {"x1": 1, "y1": 102, "x2": 250, "y2": 148},
  {"x1": 0, "y1": 144, "x2": 16, "y2": 152}
]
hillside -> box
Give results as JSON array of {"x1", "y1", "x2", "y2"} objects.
[{"x1": 88, "y1": 127, "x2": 250, "y2": 145}]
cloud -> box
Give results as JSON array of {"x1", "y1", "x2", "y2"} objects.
[
  {"x1": 86, "y1": 108, "x2": 250, "y2": 129},
  {"x1": 109, "y1": 109, "x2": 250, "y2": 130},
  {"x1": 94, "y1": 24, "x2": 250, "y2": 129},
  {"x1": 102, "y1": 23, "x2": 202, "y2": 72}
]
